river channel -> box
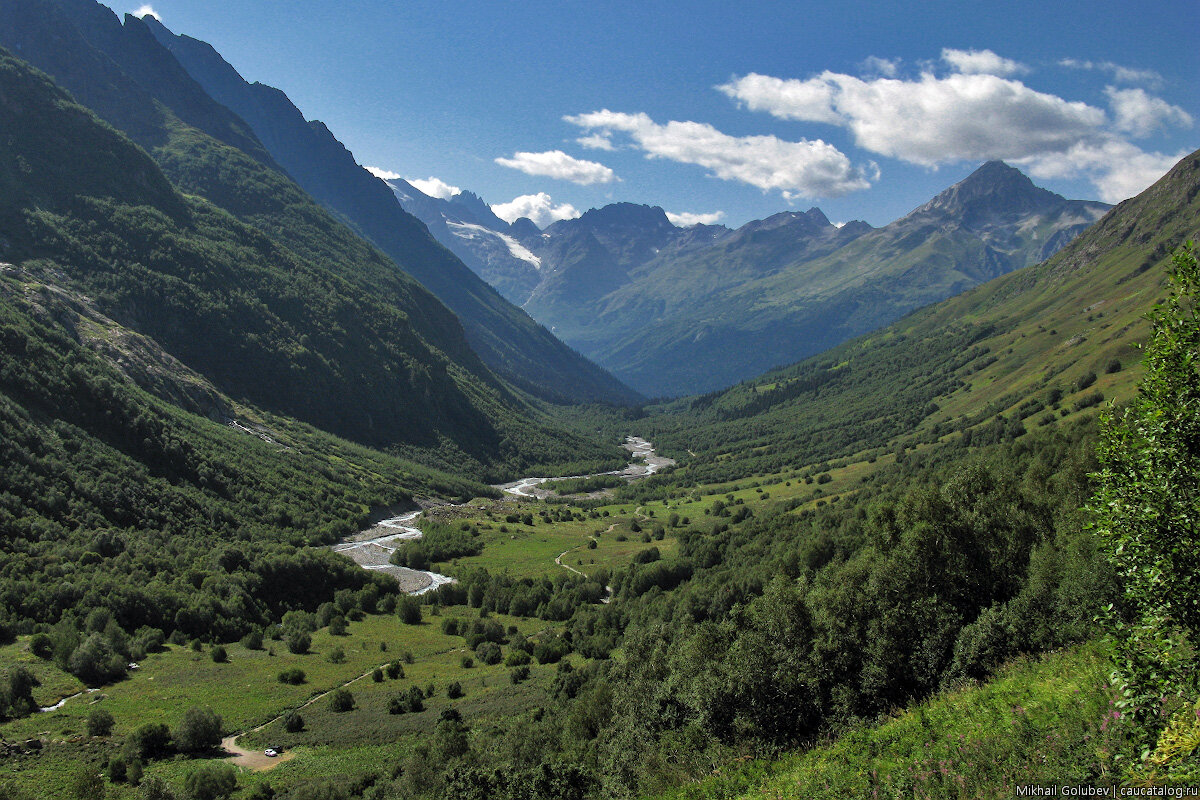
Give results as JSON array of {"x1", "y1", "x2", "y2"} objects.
[{"x1": 332, "y1": 437, "x2": 673, "y2": 594}]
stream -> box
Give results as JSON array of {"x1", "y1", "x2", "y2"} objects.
[{"x1": 333, "y1": 437, "x2": 673, "y2": 594}]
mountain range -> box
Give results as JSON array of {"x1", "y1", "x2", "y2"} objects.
[{"x1": 388, "y1": 161, "x2": 1109, "y2": 397}]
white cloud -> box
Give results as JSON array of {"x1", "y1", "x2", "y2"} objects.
[
  {"x1": 564, "y1": 110, "x2": 873, "y2": 199},
  {"x1": 1105, "y1": 87, "x2": 1193, "y2": 138},
  {"x1": 576, "y1": 133, "x2": 616, "y2": 151},
  {"x1": 131, "y1": 4, "x2": 160, "y2": 19},
  {"x1": 365, "y1": 166, "x2": 402, "y2": 181},
  {"x1": 719, "y1": 71, "x2": 1104, "y2": 166},
  {"x1": 860, "y1": 56, "x2": 900, "y2": 78},
  {"x1": 1059, "y1": 59, "x2": 1163, "y2": 88},
  {"x1": 1017, "y1": 141, "x2": 1189, "y2": 203},
  {"x1": 494, "y1": 150, "x2": 616, "y2": 185},
  {"x1": 407, "y1": 176, "x2": 462, "y2": 200},
  {"x1": 941, "y1": 48, "x2": 1028, "y2": 77},
  {"x1": 666, "y1": 210, "x2": 726, "y2": 227},
  {"x1": 491, "y1": 193, "x2": 581, "y2": 227}
]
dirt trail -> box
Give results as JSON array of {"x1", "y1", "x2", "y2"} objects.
[{"x1": 222, "y1": 662, "x2": 386, "y2": 772}]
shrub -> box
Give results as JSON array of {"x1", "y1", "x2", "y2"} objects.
[
  {"x1": 327, "y1": 646, "x2": 346, "y2": 664},
  {"x1": 175, "y1": 706, "x2": 222, "y2": 753},
  {"x1": 474, "y1": 641, "x2": 502, "y2": 665},
  {"x1": 285, "y1": 631, "x2": 310, "y2": 655},
  {"x1": 372, "y1": 667, "x2": 384, "y2": 682},
  {"x1": 504, "y1": 649, "x2": 531, "y2": 667},
  {"x1": 86, "y1": 707, "x2": 114, "y2": 737},
  {"x1": 277, "y1": 668, "x2": 306, "y2": 685},
  {"x1": 386, "y1": 661, "x2": 404, "y2": 679},
  {"x1": 460, "y1": 656, "x2": 474, "y2": 669},
  {"x1": 210, "y1": 645, "x2": 227, "y2": 663},
  {"x1": 510, "y1": 666, "x2": 530, "y2": 684},
  {"x1": 183, "y1": 762, "x2": 237, "y2": 800},
  {"x1": 283, "y1": 711, "x2": 304, "y2": 733},
  {"x1": 239, "y1": 630, "x2": 263, "y2": 651},
  {"x1": 397, "y1": 596, "x2": 422, "y2": 625},
  {"x1": 328, "y1": 688, "x2": 354, "y2": 712},
  {"x1": 28, "y1": 633, "x2": 52, "y2": 659},
  {"x1": 446, "y1": 681, "x2": 463, "y2": 699},
  {"x1": 124, "y1": 722, "x2": 171, "y2": 761}
]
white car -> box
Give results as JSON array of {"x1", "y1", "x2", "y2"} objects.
[{"x1": 264, "y1": 748, "x2": 278, "y2": 758}]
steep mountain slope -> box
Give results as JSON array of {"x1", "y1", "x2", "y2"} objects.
[
  {"x1": 0, "y1": 44, "x2": 618, "y2": 479},
  {"x1": 141, "y1": 15, "x2": 639, "y2": 406},
  {"x1": 385, "y1": 178, "x2": 545, "y2": 304},
  {"x1": 634, "y1": 149, "x2": 1198, "y2": 482}
]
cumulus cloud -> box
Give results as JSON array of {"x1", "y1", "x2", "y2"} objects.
[
  {"x1": 718, "y1": 63, "x2": 1190, "y2": 201},
  {"x1": 1105, "y1": 87, "x2": 1193, "y2": 138},
  {"x1": 718, "y1": 71, "x2": 1104, "y2": 166},
  {"x1": 131, "y1": 4, "x2": 160, "y2": 19},
  {"x1": 564, "y1": 110, "x2": 873, "y2": 199},
  {"x1": 494, "y1": 150, "x2": 616, "y2": 185},
  {"x1": 666, "y1": 210, "x2": 726, "y2": 227},
  {"x1": 1017, "y1": 140, "x2": 1189, "y2": 203},
  {"x1": 1059, "y1": 58, "x2": 1163, "y2": 87},
  {"x1": 941, "y1": 48, "x2": 1028, "y2": 76},
  {"x1": 576, "y1": 133, "x2": 616, "y2": 151},
  {"x1": 407, "y1": 176, "x2": 462, "y2": 200},
  {"x1": 365, "y1": 166, "x2": 403, "y2": 181},
  {"x1": 491, "y1": 193, "x2": 581, "y2": 227}
]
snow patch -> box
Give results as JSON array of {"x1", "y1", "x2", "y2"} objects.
[{"x1": 446, "y1": 221, "x2": 542, "y2": 269}]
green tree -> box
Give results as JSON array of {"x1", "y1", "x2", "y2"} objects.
[
  {"x1": 328, "y1": 688, "x2": 354, "y2": 712},
  {"x1": 1091, "y1": 244, "x2": 1200, "y2": 747},
  {"x1": 183, "y1": 762, "x2": 236, "y2": 800},
  {"x1": 174, "y1": 707, "x2": 223, "y2": 753}
]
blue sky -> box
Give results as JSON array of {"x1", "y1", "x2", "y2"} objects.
[{"x1": 126, "y1": 0, "x2": 1195, "y2": 228}]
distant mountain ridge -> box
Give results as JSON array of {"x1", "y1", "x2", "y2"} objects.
[{"x1": 390, "y1": 161, "x2": 1108, "y2": 397}]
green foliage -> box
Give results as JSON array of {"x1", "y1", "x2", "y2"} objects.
[
  {"x1": 283, "y1": 710, "x2": 304, "y2": 733},
  {"x1": 1091, "y1": 244, "x2": 1200, "y2": 759},
  {"x1": 396, "y1": 596, "x2": 423, "y2": 625},
  {"x1": 328, "y1": 688, "x2": 354, "y2": 713},
  {"x1": 277, "y1": 668, "x2": 306, "y2": 685},
  {"x1": 86, "y1": 707, "x2": 115, "y2": 737},
  {"x1": 174, "y1": 706, "x2": 222, "y2": 753},
  {"x1": 183, "y1": 762, "x2": 237, "y2": 800}
]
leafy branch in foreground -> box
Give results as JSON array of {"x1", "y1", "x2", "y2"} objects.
[{"x1": 1091, "y1": 242, "x2": 1200, "y2": 774}]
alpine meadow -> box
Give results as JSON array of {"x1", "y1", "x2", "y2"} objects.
[{"x1": 0, "y1": 2, "x2": 1197, "y2": 799}]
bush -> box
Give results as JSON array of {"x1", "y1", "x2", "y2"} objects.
[
  {"x1": 504, "y1": 649, "x2": 531, "y2": 667},
  {"x1": 86, "y1": 707, "x2": 114, "y2": 737},
  {"x1": 175, "y1": 706, "x2": 222, "y2": 753},
  {"x1": 239, "y1": 630, "x2": 263, "y2": 651},
  {"x1": 210, "y1": 645, "x2": 227, "y2": 663},
  {"x1": 328, "y1": 615, "x2": 348, "y2": 636},
  {"x1": 124, "y1": 722, "x2": 171, "y2": 761},
  {"x1": 510, "y1": 666, "x2": 530, "y2": 684},
  {"x1": 183, "y1": 762, "x2": 237, "y2": 800},
  {"x1": 328, "y1": 688, "x2": 354, "y2": 712},
  {"x1": 1075, "y1": 371, "x2": 1097, "y2": 391},
  {"x1": 29, "y1": 633, "x2": 52, "y2": 659},
  {"x1": 277, "y1": 668, "x2": 306, "y2": 685},
  {"x1": 474, "y1": 641, "x2": 502, "y2": 665},
  {"x1": 283, "y1": 710, "x2": 304, "y2": 733},
  {"x1": 285, "y1": 631, "x2": 310, "y2": 655},
  {"x1": 389, "y1": 686, "x2": 424, "y2": 714},
  {"x1": 397, "y1": 596, "x2": 422, "y2": 625},
  {"x1": 460, "y1": 656, "x2": 474, "y2": 669},
  {"x1": 327, "y1": 646, "x2": 346, "y2": 664},
  {"x1": 446, "y1": 681, "x2": 463, "y2": 699},
  {"x1": 386, "y1": 661, "x2": 404, "y2": 679},
  {"x1": 372, "y1": 667, "x2": 384, "y2": 682}
]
